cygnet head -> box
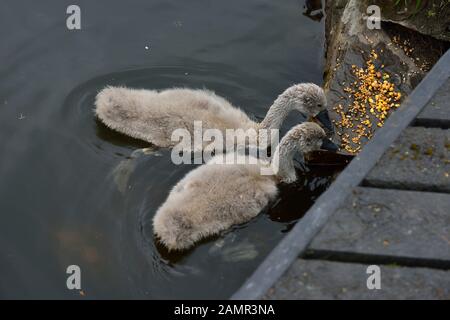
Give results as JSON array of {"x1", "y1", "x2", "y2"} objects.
[
  {"x1": 278, "y1": 83, "x2": 334, "y2": 134},
  {"x1": 271, "y1": 122, "x2": 339, "y2": 184},
  {"x1": 278, "y1": 122, "x2": 335, "y2": 155},
  {"x1": 281, "y1": 83, "x2": 326, "y2": 115},
  {"x1": 295, "y1": 122, "x2": 328, "y2": 153}
]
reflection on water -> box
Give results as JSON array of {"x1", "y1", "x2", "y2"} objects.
[{"x1": 0, "y1": 0, "x2": 329, "y2": 299}]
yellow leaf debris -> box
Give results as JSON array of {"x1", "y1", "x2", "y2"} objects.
[{"x1": 332, "y1": 49, "x2": 403, "y2": 154}]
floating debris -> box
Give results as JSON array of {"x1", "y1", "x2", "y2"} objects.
[{"x1": 333, "y1": 50, "x2": 403, "y2": 154}]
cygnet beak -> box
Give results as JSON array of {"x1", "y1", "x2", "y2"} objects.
[
  {"x1": 320, "y1": 138, "x2": 339, "y2": 152},
  {"x1": 312, "y1": 110, "x2": 335, "y2": 136}
]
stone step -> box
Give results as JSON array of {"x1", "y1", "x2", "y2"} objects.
[
  {"x1": 308, "y1": 187, "x2": 450, "y2": 265},
  {"x1": 415, "y1": 79, "x2": 450, "y2": 128},
  {"x1": 264, "y1": 259, "x2": 450, "y2": 300},
  {"x1": 364, "y1": 127, "x2": 450, "y2": 192}
]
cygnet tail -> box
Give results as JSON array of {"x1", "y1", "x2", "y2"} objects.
[{"x1": 95, "y1": 86, "x2": 162, "y2": 144}]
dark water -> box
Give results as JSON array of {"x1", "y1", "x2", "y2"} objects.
[{"x1": 0, "y1": 0, "x2": 334, "y2": 299}]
